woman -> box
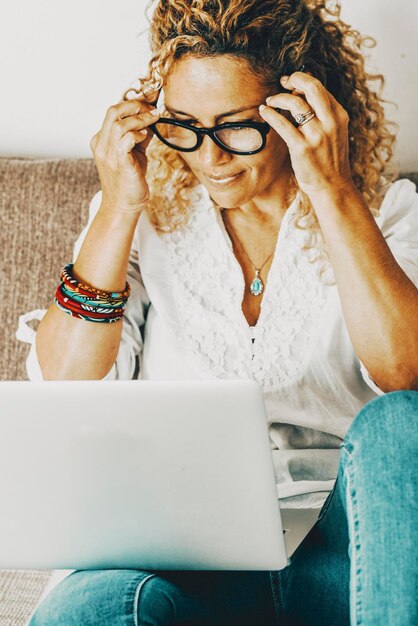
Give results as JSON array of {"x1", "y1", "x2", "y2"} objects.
[{"x1": 24, "y1": 0, "x2": 418, "y2": 624}]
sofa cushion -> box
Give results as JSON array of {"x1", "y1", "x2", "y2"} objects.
[{"x1": 0, "y1": 157, "x2": 100, "y2": 381}]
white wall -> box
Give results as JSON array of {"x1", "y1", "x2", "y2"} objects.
[{"x1": 1, "y1": 0, "x2": 417, "y2": 171}]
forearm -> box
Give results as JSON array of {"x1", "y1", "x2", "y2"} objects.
[
  {"x1": 311, "y1": 183, "x2": 418, "y2": 391},
  {"x1": 36, "y1": 204, "x2": 141, "y2": 380}
]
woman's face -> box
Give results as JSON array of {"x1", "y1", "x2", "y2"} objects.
[{"x1": 162, "y1": 55, "x2": 292, "y2": 209}]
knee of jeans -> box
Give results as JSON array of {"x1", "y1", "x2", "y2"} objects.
[
  {"x1": 28, "y1": 575, "x2": 78, "y2": 626},
  {"x1": 28, "y1": 596, "x2": 66, "y2": 626},
  {"x1": 136, "y1": 575, "x2": 184, "y2": 626},
  {"x1": 29, "y1": 569, "x2": 153, "y2": 626},
  {"x1": 343, "y1": 390, "x2": 418, "y2": 454}
]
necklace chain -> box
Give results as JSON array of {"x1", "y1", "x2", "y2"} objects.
[
  {"x1": 222, "y1": 210, "x2": 275, "y2": 272},
  {"x1": 222, "y1": 209, "x2": 276, "y2": 297}
]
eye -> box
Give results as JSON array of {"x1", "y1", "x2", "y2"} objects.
[
  {"x1": 222, "y1": 118, "x2": 259, "y2": 126},
  {"x1": 168, "y1": 116, "x2": 198, "y2": 126},
  {"x1": 177, "y1": 118, "x2": 197, "y2": 125}
]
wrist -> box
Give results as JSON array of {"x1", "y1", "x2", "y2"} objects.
[
  {"x1": 306, "y1": 180, "x2": 375, "y2": 239},
  {"x1": 99, "y1": 197, "x2": 148, "y2": 219},
  {"x1": 73, "y1": 198, "x2": 142, "y2": 296},
  {"x1": 306, "y1": 179, "x2": 359, "y2": 208},
  {"x1": 98, "y1": 202, "x2": 144, "y2": 227}
]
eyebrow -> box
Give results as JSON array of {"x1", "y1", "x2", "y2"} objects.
[{"x1": 164, "y1": 104, "x2": 261, "y2": 120}]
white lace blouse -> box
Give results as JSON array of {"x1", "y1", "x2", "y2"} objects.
[{"x1": 17, "y1": 177, "x2": 418, "y2": 509}]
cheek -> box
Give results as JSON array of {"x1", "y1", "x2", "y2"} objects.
[
  {"x1": 267, "y1": 128, "x2": 289, "y2": 155},
  {"x1": 178, "y1": 152, "x2": 211, "y2": 176},
  {"x1": 266, "y1": 134, "x2": 290, "y2": 173},
  {"x1": 256, "y1": 133, "x2": 288, "y2": 167},
  {"x1": 178, "y1": 153, "x2": 195, "y2": 170},
  {"x1": 244, "y1": 136, "x2": 290, "y2": 183}
]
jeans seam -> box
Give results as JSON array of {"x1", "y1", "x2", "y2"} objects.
[
  {"x1": 133, "y1": 574, "x2": 158, "y2": 626},
  {"x1": 269, "y1": 570, "x2": 284, "y2": 622},
  {"x1": 341, "y1": 441, "x2": 363, "y2": 626}
]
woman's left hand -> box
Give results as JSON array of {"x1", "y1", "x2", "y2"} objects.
[{"x1": 259, "y1": 71, "x2": 354, "y2": 198}]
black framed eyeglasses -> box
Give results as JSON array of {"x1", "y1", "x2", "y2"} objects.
[{"x1": 149, "y1": 118, "x2": 272, "y2": 155}]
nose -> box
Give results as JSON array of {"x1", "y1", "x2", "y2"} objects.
[{"x1": 198, "y1": 134, "x2": 232, "y2": 170}]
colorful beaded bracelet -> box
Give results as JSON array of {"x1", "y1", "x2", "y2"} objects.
[
  {"x1": 59, "y1": 282, "x2": 127, "y2": 310},
  {"x1": 54, "y1": 297, "x2": 123, "y2": 323},
  {"x1": 61, "y1": 264, "x2": 131, "y2": 301},
  {"x1": 55, "y1": 285, "x2": 125, "y2": 316},
  {"x1": 53, "y1": 264, "x2": 131, "y2": 323}
]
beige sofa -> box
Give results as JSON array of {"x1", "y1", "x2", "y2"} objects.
[{"x1": 1, "y1": 155, "x2": 417, "y2": 624}]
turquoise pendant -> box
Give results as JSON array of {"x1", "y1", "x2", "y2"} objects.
[{"x1": 250, "y1": 270, "x2": 264, "y2": 296}]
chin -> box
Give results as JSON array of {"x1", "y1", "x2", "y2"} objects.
[
  {"x1": 209, "y1": 189, "x2": 253, "y2": 209},
  {"x1": 201, "y1": 178, "x2": 252, "y2": 201}
]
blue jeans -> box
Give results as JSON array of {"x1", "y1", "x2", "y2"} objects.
[{"x1": 29, "y1": 391, "x2": 418, "y2": 625}]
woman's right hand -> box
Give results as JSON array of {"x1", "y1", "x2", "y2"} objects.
[{"x1": 90, "y1": 89, "x2": 161, "y2": 215}]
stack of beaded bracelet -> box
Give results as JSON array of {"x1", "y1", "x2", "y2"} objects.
[{"x1": 54, "y1": 263, "x2": 131, "y2": 323}]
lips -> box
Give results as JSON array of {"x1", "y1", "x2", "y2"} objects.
[
  {"x1": 207, "y1": 172, "x2": 242, "y2": 179},
  {"x1": 205, "y1": 171, "x2": 244, "y2": 185}
]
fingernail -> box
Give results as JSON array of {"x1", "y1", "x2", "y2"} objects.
[
  {"x1": 281, "y1": 75, "x2": 289, "y2": 83},
  {"x1": 150, "y1": 109, "x2": 160, "y2": 116},
  {"x1": 259, "y1": 104, "x2": 267, "y2": 112}
]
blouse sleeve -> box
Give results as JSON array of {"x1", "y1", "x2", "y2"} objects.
[
  {"x1": 358, "y1": 177, "x2": 418, "y2": 395},
  {"x1": 17, "y1": 190, "x2": 150, "y2": 380}
]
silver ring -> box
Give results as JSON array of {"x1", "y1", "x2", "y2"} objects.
[{"x1": 295, "y1": 110, "x2": 316, "y2": 126}]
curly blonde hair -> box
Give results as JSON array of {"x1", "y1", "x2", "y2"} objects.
[{"x1": 122, "y1": 0, "x2": 398, "y2": 282}]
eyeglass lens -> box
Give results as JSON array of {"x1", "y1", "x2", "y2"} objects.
[{"x1": 154, "y1": 122, "x2": 263, "y2": 152}]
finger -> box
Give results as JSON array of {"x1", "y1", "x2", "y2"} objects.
[
  {"x1": 118, "y1": 119, "x2": 158, "y2": 156},
  {"x1": 119, "y1": 101, "x2": 143, "y2": 119},
  {"x1": 279, "y1": 72, "x2": 333, "y2": 123},
  {"x1": 101, "y1": 98, "x2": 158, "y2": 138},
  {"x1": 98, "y1": 105, "x2": 159, "y2": 156},
  {"x1": 102, "y1": 99, "x2": 141, "y2": 131},
  {"x1": 259, "y1": 105, "x2": 306, "y2": 151},
  {"x1": 325, "y1": 90, "x2": 350, "y2": 123},
  {"x1": 110, "y1": 109, "x2": 161, "y2": 142},
  {"x1": 265, "y1": 93, "x2": 320, "y2": 127},
  {"x1": 116, "y1": 130, "x2": 149, "y2": 160},
  {"x1": 132, "y1": 126, "x2": 155, "y2": 153},
  {"x1": 90, "y1": 132, "x2": 99, "y2": 153}
]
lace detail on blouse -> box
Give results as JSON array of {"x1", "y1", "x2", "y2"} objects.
[
  {"x1": 250, "y1": 217, "x2": 332, "y2": 391},
  {"x1": 163, "y1": 185, "x2": 333, "y2": 392},
  {"x1": 163, "y1": 187, "x2": 253, "y2": 380}
]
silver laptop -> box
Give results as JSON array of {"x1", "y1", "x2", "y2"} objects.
[{"x1": 0, "y1": 379, "x2": 319, "y2": 571}]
